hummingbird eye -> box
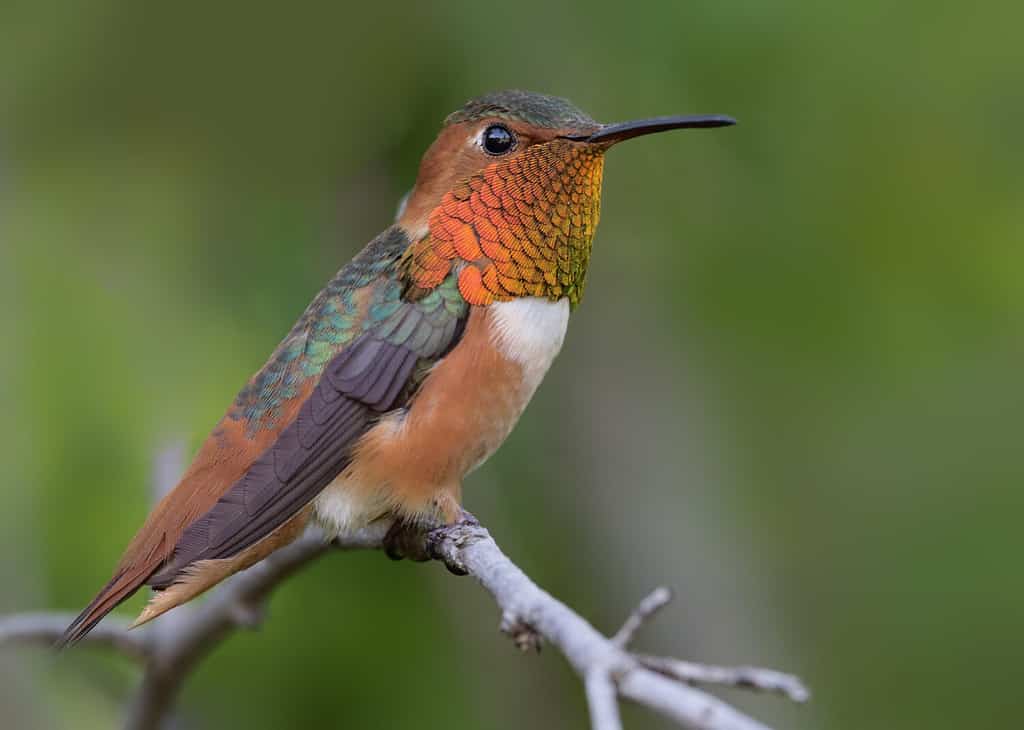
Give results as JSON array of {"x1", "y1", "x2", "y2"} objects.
[{"x1": 481, "y1": 124, "x2": 516, "y2": 155}]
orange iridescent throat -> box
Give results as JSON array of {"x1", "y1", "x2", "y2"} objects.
[{"x1": 402, "y1": 139, "x2": 605, "y2": 308}]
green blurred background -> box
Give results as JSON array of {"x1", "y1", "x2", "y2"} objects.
[{"x1": 2, "y1": 2, "x2": 1022, "y2": 728}]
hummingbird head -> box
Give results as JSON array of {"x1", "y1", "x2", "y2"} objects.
[{"x1": 399, "y1": 90, "x2": 734, "y2": 307}]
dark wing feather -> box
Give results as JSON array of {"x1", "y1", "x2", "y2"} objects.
[{"x1": 148, "y1": 283, "x2": 466, "y2": 588}]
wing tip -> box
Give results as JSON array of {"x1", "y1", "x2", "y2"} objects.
[
  {"x1": 54, "y1": 570, "x2": 145, "y2": 649},
  {"x1": 54, "y1": 605, "x2": 107, "y2": 650}
]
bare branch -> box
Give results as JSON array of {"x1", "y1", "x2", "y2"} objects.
[
  {"x1": 612, "y1": 585, "x2": 673, "y2": 648},
  {"x1": 637, "y1": 655, "x2": 811, "y2": 703},
  {"x1": 586, "y1": 670, "x2": 623, "y2": 730},
  {"x1": 2, "y1": 515, "x2": 806, "y2": 730},
  {"x1": 618, "y1": 668, "x2": 774, "y2": 730},
  {"x1": 0, "y1": 613, "x2": 150, "y2": 662},
  {"x1": 425, "y1": 518, "x2": 794, "y2": 730}
]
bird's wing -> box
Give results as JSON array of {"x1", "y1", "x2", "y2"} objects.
[
  {"x1": 60, "y1": 226, "x2": 467, "y2": 645},
  {"x1": 148, "y1": 274, "x2": 467, "y2": 584}
]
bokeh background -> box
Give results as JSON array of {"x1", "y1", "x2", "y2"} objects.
[{"x1": 3, "y1": 2, "x2": 1022, "y2": 728}]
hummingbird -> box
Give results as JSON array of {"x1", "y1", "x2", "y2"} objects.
[{"x1": 60, "y1": 90, "x2": 734, "y2": 646}]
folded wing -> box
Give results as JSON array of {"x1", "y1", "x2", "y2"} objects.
[{"x1": 59, "y1": 228, "x2": 467, "y2": 646}]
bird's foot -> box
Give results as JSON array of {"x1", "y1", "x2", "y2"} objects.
[
  {"x1": 425, "y1": 509, "x2": 480, "y2": 576},
  {"x1": 383, "y1": 520, "x2": 433, "y2": 563},
  {"x1": 383, "y1": 509, "x2": 480, "y2": 576}
]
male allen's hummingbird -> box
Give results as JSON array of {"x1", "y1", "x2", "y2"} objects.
[{"x1": 60, "y1": 90, "x2": 734, "y2": 645}]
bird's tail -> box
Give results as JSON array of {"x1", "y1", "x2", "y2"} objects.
[{"x1": 56, "y1": 568, "x2": 147, "y2": 648}]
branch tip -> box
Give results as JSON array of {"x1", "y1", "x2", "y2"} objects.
[
  {"x1": 613, "y1": 585, "x2": 674, "y2": 648},
  {"x1": 636, "y1": 654, "x2": 810, "y2": 704}
]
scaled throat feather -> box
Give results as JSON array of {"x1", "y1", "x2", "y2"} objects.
[{"x1": 403, "y1": 140, "x2": 604, "y2": 308}]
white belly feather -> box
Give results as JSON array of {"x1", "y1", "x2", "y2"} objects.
[{"x1": 489, "y1": 297, "x2": 570, "y2": 386}]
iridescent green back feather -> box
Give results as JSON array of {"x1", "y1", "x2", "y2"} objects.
[{"x1": 229, "y1": 226, "x2": 466, "y2": 435}]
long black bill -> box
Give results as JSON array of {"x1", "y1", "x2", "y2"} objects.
[{"x1": 571, "y1": 114, "x2": 736, "y2": 144}]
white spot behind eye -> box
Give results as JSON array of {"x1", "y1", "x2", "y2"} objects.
[{"x1": 471, "y1": 128, "x2": 486, "y2": 150}]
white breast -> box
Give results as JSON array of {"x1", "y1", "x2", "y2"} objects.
[{"x1": 489, "y1": 297, "x2": 570, "y2": 389}]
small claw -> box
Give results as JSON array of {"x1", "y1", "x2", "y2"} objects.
[
  {"x1": 425, "y1": 525, "x2": 469, "y2": 575},
  {"x1": 425, "y1": 512, "x2": 484, "y2": 576},
  {"x1": 443, "y1": 556, "x2": 469, "y2": 577},
  {"x1": 385, "y1": 511, "x2": 481, "y2": 575}
]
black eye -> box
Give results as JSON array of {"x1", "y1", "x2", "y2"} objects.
[{"x1": 482, "y1": 124, "x2": 515, "y2": 155}]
